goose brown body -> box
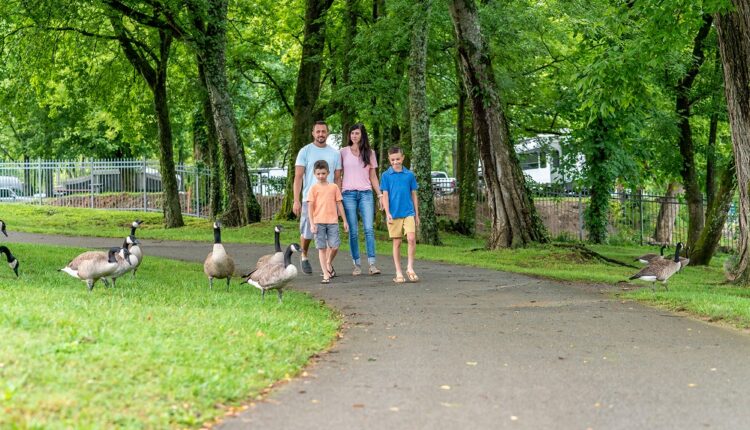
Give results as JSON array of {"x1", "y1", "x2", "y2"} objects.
[
  {"x1": 61, "y1": 248, "x2": 127, "y2": 291},
  {"x1": 246, "y1": 243, "x2": 300, "y2": 302},
  {"x1": 629, "y1": 243, "x2": 684, "y2": 291},
  {"x1": 204, "y1": 222, "x2": 234, "y2": 289}
]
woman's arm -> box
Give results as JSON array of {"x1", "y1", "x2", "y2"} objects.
[{"x1": 370, "y1": 168, "x2": 383, "y2": 210}]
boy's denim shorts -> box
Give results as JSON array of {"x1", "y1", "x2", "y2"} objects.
[{"x1": 315, "y1": 223, "x2": 341, "y2": 249}]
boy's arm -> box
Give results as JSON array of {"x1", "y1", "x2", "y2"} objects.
[
  {"x1": 382, "y1": 191, "x2": 393, "y2": 223},
  {"x1": 411, "y1": 190, "x2": 420, "y2": 226}
]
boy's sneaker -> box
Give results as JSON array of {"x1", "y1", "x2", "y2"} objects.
[
  {"x1": 300, "y1": 258, "x2": 313, "y2": 274},
  {"x1": 352, "y1": 265, "x2": 362, "y2": 276},
  {"x1": 369, "y1": 264, "x2": 381, "y2": 275}
]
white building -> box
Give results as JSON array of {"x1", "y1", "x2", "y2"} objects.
[{"x1": 514, "y1": 134, "x2": 580, "y2": 185}]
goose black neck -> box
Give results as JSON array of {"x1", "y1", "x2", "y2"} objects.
[
  {"x1": 130, "y1": 226, "x2": 137, "y2": 236},
  {"x1": 108, "y1": 248, "x2": 120, "y2": 263},
  {"x1": 214, "y1": 227, "x2": 222, "y2": 244},
  {"x1": 660, "y1": 245, "x2": 666, "y2": 256},
  {"x1": 284, "y1": 246, "x2": 294, "y2": 266},
  {"x1": 274, "y1": 230, "x2": 282, "y2": 252},
  {"x1": 0, "y1": 246, "x2": 13, "y2": 262},
  {"x1": 673, "y1": 244, "x2": 682, "y2": 262}
]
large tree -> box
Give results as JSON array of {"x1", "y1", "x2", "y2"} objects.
[
  {"x1": 279, "y1": 0, "x2": 335, "y2": 219},
  {"x1": 715, "y1": 1, "x2": 750, "y2": 284},
  {"x1": 449, "y1": 0, "x2": 547, "y2": 248},
  {"x1": 408, "y1": 0, "x2": 440, "y2": 245}
]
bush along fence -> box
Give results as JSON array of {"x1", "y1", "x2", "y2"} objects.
[{"x1": 0, "y1": 159, "x2": 739, "y2": 251}]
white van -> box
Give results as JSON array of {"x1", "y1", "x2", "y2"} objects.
[{"x1": 0, "y1": 176, "x2": 23, "y2": 192}]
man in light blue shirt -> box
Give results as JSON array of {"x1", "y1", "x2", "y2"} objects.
[{"x1": 293, "y1": 121, "x2": 342, "y2": 274}]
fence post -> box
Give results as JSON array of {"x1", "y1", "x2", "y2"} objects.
[
  {"x1": 143, "y1": 157, "x2": 148, "y2": 212},
  {"x1": 639, "y1": 194, "x2": 644, "y2": 246},
  {"x1": 195, "y1": 168, "x2": 200, "y2": 217},
  {"x1": 89, "y1": 158, "x2": 94, "y2": 209},
  {"x1": 577, "y1": 192, "x2": 583, "y2": 241},
  {"x1": 37, "y1": 159, "x2": 42, "y2": 205}
]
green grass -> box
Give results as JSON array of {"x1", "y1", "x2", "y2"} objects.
[{"x1": 0, "y1": 242, "x2": 339, "y2": 429}]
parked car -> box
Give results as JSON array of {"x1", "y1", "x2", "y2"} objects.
[
  {"x1": 0, "y1": 187, "x2": 34, "y2": 202},
  {"x1": 431, "y1": 171, "x2": 456, "y2": 195}
]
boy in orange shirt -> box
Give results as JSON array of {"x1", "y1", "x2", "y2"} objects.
[{"x1": 307, "y1": 160, "x2": 349, "y2": 284}]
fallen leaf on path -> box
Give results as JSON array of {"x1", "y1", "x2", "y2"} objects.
[
  {"x1": 440, "y1": 385, "x2": 451, "y2": 390},
  {"x1": 389, "y1": 407, "x2": 400, "y2": 412},
  {"x1": 353, "y1": 404, "x2": 365, "y2": 408},
  {"x1": 466, "y1": 361, "x2": 478, "y2": 366},
  {"x1": 510, "y1": 416, "x2": 519, "y2": 421},
  {"x1": 688, "y1": 383, "x2": 697, "y2": 388}
]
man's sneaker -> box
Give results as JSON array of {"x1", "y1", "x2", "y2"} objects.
[
  {"x1": 300, "y1": 258, "x2": 313, "y2": 274},
  {"x1": 369, "y1": 264, "x2": 381, "y2": 275},
  {"x1": 352, "y1": 265, "x2": 362, "y2": 276}
]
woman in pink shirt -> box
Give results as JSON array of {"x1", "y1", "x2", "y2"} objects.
[{"x1": 338, "y1": 123, "x2": 382, "y2": 276}]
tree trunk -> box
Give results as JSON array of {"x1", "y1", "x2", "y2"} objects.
[
  {"x1": 654, "y1": 182, "x2": 680, "y2": 244},
  {"x1": 408, "y1": 0, "x2": 440, "y2": 245},
  {"x1": 691, "y1": 161, "x2": 738, "y2": 266},
  {"x1": 108, "y1": 15, "x2": 184, "y2": 228},
  {"x1": 449, "y1": 0, "x2": 547, "y2": 248},
  {"x1": 455, "y1": 58, "x2": 477, "y2": 236},
  {"x1": 675, "y1": 14, "x2": 712, "y2": 249},
  {"x1": 584, "y1": 122, "x2": 611, "y2": 244},
  {"x1": 716, "y1": 3, "x2": 750, "y2": 284},
  {"x1": 197, "y1": 61, "x2": 224, "y2": 218},
  {"x1": 197, "y1": 1, "x2": 260, "y2": 226},
  {"x1": 280, "y1": 0, "x2": 335, "y2": 219}
]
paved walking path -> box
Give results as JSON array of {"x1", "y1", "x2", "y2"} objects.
[{"x1": 8, "y1": 232, "x2": 750, "y2": 429}]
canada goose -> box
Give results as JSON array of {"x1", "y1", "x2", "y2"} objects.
[
  {"x1": 107, "y1": 240, "x2": 138, "y2": 287},
  {"x1": 678, "y1": 246, "x2": 690, "y2": 270},
  {"x1": 127, "y1": 220, "x2": 143, "y2": 276},
  {"x1": 0, "y1": 245, "x2": 19, "y2": 277},
  {"x1": 246, "y1": 243, "x2": 300, "y2": 303},
  {"x1": 635, "y1": 244, "x2": 667, "y2": 264},
  {"x1": 60, "y1": 247, "x2": 131, "y2": 292},
  {"x1": 204, "y1": 221, "x2": 235, "y2": 289},
  {"x1": 0, "y1": 219, "x2": 7, "y2": 237},
  {"x1": 255, "y1": 225, "x2": 284, "y2": 268},
  {"x1": 629, "y1": 242, "x2": 683, "y2": 291}
]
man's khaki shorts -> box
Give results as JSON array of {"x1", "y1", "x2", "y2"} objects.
[{"x1": 387, "y1": 216, "x2": 416, "y2": 238}]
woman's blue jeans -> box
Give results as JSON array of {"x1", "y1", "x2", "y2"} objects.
[{"x1": 342, "y1": 190, "x2": 376, "y2": 266}]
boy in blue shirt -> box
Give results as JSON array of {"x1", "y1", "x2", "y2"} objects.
[{"x1": 380, "y1": 146, "x2": 420, "y2": 283}]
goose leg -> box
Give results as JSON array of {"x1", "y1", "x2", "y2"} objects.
[
  {"x1": 87, "y1": 279, "x2": 95, "y2": 292},
  {"x1": 226, "y1": 277, "x2": 231, "y2": 291},
  {"x1": 132, "y1": 269, "x2": 137, "y2": 278},
  {"x1": 102, "y1": 278, "x2": 111, "y2": 288},
  {"x1": 261, "y1": 289, "x2": 266, "y2": 303},
  {"x1": 208, "y1": 277, "x2": 214, "y2": 290},
  {"x1": 663, "y1": 281, "x2": 669, "y2": 291},
  {"x1": 277, "y1": 289, "x2": 283, "y2": 303}
]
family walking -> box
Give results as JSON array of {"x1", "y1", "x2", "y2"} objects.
[{"x1": 292, "y1": 121, "x2": 420, "y2": 284}]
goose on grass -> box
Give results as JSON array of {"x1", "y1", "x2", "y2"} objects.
[
  {"x1": 126, "y1": 220, "x2": 143, "y2": 276},
  {"x1": 60, "y1": 247, "x2": 131, "y2": 292},
  {"x1": 0, "y1": 219, "x2": 7, "y2": 237},
  {"x1": 246, "y1": 243, "x2": 300, "y2": 303},
  {"x1": 204, "y1": 221, "x2": 235, "y2": 290},
  {"x1": 629, "y1": 242, "x2": 683, "y2": 291},
  {"x1": 0, "y1": 245, "x2": 19, "y2": 277},
  {"x1": 635, "y1": 244, "x2": 667, "y2": 264}
]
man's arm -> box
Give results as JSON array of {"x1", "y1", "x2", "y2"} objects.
[{"x1": 292, "y1": 165, "x2": 305, "y2": 216}]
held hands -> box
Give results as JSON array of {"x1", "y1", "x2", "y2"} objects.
[
  {"x1": 343, "y1": 221, "x2": 349, "y2": 233},
  {"x1": 386, "y1": 213, "x2": 394, "y2": 224}
]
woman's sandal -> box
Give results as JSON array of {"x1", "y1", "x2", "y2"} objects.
[
  {"x1": 406, "y1": 271, "x2": 419, "y2": 282},
  {"x1": 321, "y1": 277, "x2": 331, "y2": 284},
  {"x1": 393, "y1": 275, "x2": 406, "y2": 284}
]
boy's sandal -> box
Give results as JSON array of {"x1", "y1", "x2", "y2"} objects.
[
  {"x1": 393, "y1": 275, "x2": 406, "y2": 284},
  {"x1": 320, "y1": 278, "x2": 331, "y2": 284},
  {"x1": 406, "y1": 271, "x2": 419, "y2": 282}
]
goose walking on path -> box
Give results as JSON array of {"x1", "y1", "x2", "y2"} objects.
[
  {"x1": 635, "y1": 244, "x2": 667, "y2": 264},
  {"x1": 60, "y1": 247, "x2": 131, "y2": 292},
  {"x1": 204, "y1": 222, "x2": 235, "y2": 290},
  {"x1": 629, "y1": 242, "x2": 684, "y2": 291},
  {"x1": 254, "y1": 225, "x2": 284, "y2": 269},
  {"x1": 0, "y1": 245, "x2": 19, "y2": 277},
  {"x1": 246, "y1": 243, "x2": 300, "y2": 303}
]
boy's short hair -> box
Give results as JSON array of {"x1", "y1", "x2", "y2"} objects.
[
  {"x1": 314, "y1": 160, "x2": 330, "y2": 172},
  {"x1": 388, "y1": 146, "x2": 403, "y2": 155}
]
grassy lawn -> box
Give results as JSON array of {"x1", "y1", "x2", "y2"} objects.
[{"x1": 0, "y1": 242, "x2": 339, "y2": 429}]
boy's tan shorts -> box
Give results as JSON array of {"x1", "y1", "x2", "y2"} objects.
[{"x1": 388, "y1": 216, "x2": 416, "y2": 238}]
